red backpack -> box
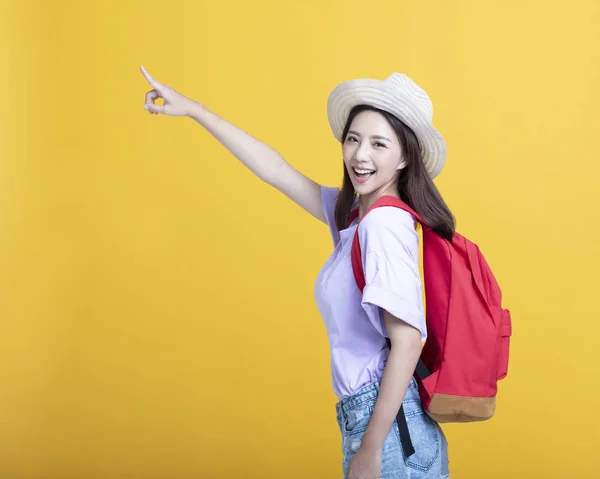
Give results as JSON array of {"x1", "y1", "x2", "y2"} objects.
[{"x1": 349, "y1": 196, "x2": 512, "y2": 457}]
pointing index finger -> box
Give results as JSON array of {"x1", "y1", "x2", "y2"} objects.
[{"x1": 140, "y1": 65, "x2": 163, "y2": 91}]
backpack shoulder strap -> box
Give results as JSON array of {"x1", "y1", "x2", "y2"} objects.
[{"x1": 350, "y1": 195, "x2": 427, "y2": 292}]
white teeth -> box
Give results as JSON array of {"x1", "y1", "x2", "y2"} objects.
[{"x1": 354, "y1": 168, "x2": 375, "y2": 174}]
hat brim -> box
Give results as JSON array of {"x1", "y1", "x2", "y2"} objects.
[{"x1": 327, "y1": 78, "x2": 446, "y2": 179}]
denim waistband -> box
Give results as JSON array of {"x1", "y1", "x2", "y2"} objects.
[{"x1": 337, "y1": 377, "x2": 419, "y2": 414}]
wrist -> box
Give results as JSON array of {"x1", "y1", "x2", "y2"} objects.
[
  {"x1": 187, "y1": 100, "x2": 208, "y2": 120},
  {"x1": 360, "y1": 431, "x2": 385, "y2": 453}
]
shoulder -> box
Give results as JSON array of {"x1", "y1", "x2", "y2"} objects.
[
  {"x1": 320, "y1": 186, "x2": 341, "y2": 244},
  {"x1": 320, "y1": 185, "x2": 358, "y2": 231},
  {"x1": 359, "y1": 206, "x2": 417, "y2": 238},
  {"x1": 358, "y1": 206, "x2": 419, "y2": 257},
  {"x1": 321, "y1": 186, "x2": 340, "y2": 209},
  {"x1": 320, "y1": 186, "x2": 340, "y2": 225}
]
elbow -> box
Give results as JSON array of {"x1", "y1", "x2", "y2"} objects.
[
  {"x1": 261, "y1": 156, "x2": 287, "y2": 187},
  {"x1": 383, "y1": 311, "x2": 423, "y2": 361},
  {"x1": 388, "y1": 326, "x2": 422, "y2": 359},
  {"x1": 398, "y1": 331, "x2": 422, "y2": 356}
]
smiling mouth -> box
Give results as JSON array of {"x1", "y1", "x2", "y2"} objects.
[{"x1": 352, "y1": 167, "x2": 376, "y2": 181}]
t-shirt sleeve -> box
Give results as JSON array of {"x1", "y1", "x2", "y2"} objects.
[
  {"x1": 320, "y1": 186, "x2": 341, "y2": 247},
  {"x1": 358, "y1": 206, "x2": 427, "y2": 343}
]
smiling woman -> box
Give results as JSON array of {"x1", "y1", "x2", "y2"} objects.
[{"x1": 141, "y1": 67, "x2": 452, "y2": 478}]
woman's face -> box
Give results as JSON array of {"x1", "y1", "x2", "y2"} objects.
[{"x1": 342, "y1": 110, "x2": 406, "y2": 198}]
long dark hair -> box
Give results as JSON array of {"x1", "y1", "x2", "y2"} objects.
[{"x1": 333, "y1": 105, "x2": 455, "y2": 240}]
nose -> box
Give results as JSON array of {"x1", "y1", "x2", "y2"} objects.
[{"x1": 353, "y1": 142, "x2": 371, "y2": 163}]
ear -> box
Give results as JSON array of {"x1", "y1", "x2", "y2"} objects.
[{"x1": 396, "y1": 158, "x2": 408, "y2": 171}]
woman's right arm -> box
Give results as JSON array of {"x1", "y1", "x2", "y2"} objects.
[{"x1": 140, "y1": 66, "x2": 327, "y2": 224}]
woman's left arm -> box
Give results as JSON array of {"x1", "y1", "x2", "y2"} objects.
[{"x1": 347, "y1": 310, "x2": 422, "y2": 479}]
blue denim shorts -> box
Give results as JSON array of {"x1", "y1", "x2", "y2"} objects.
[{"x1": 335, "y1": 378, "x2": 450, "y2": 478}]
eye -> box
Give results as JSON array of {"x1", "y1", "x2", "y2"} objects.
[
  {"x1": 346, "y1": 136, "x2": 358, "y2": 143},
  {"x1": 374, "y1": 142, "x2": 387, "y2": 148}
]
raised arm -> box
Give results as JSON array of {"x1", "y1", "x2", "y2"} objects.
[{"x1": 140, "y1": 66, "x2": 326, "y2": 223}]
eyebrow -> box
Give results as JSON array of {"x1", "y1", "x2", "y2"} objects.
[{"x1": 348, "y1": 130, "x2": 392, "y2": 142}]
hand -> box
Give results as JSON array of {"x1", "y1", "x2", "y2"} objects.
[
  {"x1": 140, "y1": 65, "x2": 199, "y2": 117},
  {"x1": 347, "y1": 444, "x2": 382, "y2": 479}
]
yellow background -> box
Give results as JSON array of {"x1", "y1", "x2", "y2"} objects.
[{"x1": 2, "y1": 0, "x2": 599, "y2": 477}]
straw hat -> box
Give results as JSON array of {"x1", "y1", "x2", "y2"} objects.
[{"x1": 327, "y1": 73, "x2": 446, "y2": 178}]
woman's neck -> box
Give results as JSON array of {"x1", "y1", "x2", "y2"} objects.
[{"x1": 358, "y1": 186, "x2": 400, "y2": 220}]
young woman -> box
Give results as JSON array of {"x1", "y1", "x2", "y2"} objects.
[{"x1": 141, "y1": 66, "x2": 452, "y2": 479}]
